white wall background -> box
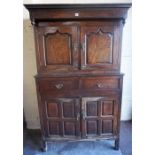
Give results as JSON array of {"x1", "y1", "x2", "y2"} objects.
[{"x1": 23, "y1": 0, "x2": 132, "y2": 129}]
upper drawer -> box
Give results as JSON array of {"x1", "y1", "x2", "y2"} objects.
[
  {"x1": 38, "y1": 77, "x2": 79, "y2": 92},
  {"x1": 80, "y1": 76, "x2": 121, "y2": 90}
]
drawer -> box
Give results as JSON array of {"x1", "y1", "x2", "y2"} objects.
[
  {"x1": 80, "y1": 76, "x2": 120, "y2": 90},
  {"x1": 38, "y1": 78, "x2": 79, "y2": 92}
]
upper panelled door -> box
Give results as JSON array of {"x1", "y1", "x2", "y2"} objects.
[
  {"x1": 80, "y1": 21, "x2": 123, "y2": 71},
  {"x1": 35, "y1": 24, "x2": 78, "y2": 72},
  {"x1": 81, "y1": 97, "x2": 118, "y2": 138}
]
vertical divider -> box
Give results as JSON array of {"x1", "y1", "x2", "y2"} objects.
[
  {"x1": 59, "y1": 100, "x2": 64, "y2": 137},
  {"x1": 98, "y1": 100, "x2": 102, "y2": 136}
]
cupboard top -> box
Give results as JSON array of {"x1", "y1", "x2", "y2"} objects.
[
  {"x1": 24, "y1": 3, "x2": 131, "y2": 24},
  {"x1": 24, "y1": 3, "x2": 132, "y2": 9}
]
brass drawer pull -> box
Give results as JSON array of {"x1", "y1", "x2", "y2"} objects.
[
  {"x1": 96, "y1": 83, "x2": 104, "y2": 88},
  {"x1": 55, "y1": 84, "x2": 63, "y2": 90}
]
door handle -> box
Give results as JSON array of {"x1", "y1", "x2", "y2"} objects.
[
  {"x1": 81, "y1": 43, "x2": 85, "y2": 52},
  {"x1": 81, "y1": 110, "x2": 86, "y2": 120},
  {"x1": 76, "y1": 113, "x2": 80, "y2": 121},
  {"x1": 73, "y1": 43, "x2": 79, "y2": 51}
]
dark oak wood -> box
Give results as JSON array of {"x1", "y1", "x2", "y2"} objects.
[
  {"x1": 35, "y1": 25, "x2": 78, "y2": 72},
  {"x1": 24, "y1": 3, "x2": 132, "y2": 9},
  {"x1": 24, "y1": 3, "x2": 131, "y2": 25},
  {"x1": 80, "y1": 21, "x2": 123, "y2": 71},
  {"x1": 25, "y1": 3, "x2": 131, "y2": 151},
  {"x1": 38, "y1": 77, "x2": 79, "y2": 92},
  {"x1": 81, "y1": 97, "x2": 119, "y2": 138},
  {"x1": 80, "y1": 76, "x2": 121, "y2": 89},
  {"x1": 43, "y1": 98, "x2": 81, "y2": 138}
]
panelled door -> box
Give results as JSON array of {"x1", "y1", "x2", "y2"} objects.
[
  {"x1": 80, "y1": 21, "x2": 122, "y2": 71},
  {"x1": 81, "y1": 97, "x2": 118, "y2": 138},
  {"x1": 35, "y1": 21, "x2": 122, "y2": 72},
  {"x1": 36, "y1": 24, "x2": 78, "y2": 72},
  {"x1": 41, "y1": 96, "x2": 118, "y2": 139},
  {"x1": 43, "y1": 98, "x2": 81, "y2": 138}
]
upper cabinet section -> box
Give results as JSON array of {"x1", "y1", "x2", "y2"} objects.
[{"x1": 24, "y1": 3, "x2": 131, "y2": 74}]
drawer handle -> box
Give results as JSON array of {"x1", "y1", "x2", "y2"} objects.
[
  {"x1": 96, "y1": 83, "x2": 104, "y2": 88},
  {"x1": 55, "y1": 84, "x2": 63, "y2": 90}
]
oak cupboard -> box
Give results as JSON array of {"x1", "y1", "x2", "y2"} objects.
[{"x1": 24, "y1": 3, "x2": 131, "y2": 152}]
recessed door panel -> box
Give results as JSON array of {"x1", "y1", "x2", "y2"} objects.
[
  {"x1": 36, "y1": 24, "x2": 78, "y2": 72},
  {"x1": 87, "y1": 29, "x2": 113, "y2": 64},
  {"x1": 63, "y1": 102, "x2": 75, "y2": 117},
  {"x1": 64, "y1": 122, "x2": 76, "y2": 135},
  {"x1": 80, "y1": 21, "x2": 123, "y2": 71},
  {"x1": 87, "y1": 120, "x2": 98, "y2": 135},
  {"x1": 45, "y1": 31, "x2": 71, "y2": 65},
  {"x1": 102, "y1": 100, "x2": 114, "y2": 115},
  {"x1": 86, "y1": 101, "x2": 98, "y2": 116},
  {"x1": 49, "y1": 121, "x2": 60, "y2": 135},
  {"x1": 47, "y1": 102, "x2": 59, "y2": 117},
  {"x1": 102, "y1": 120, "x2": 113, "y2": 134}
]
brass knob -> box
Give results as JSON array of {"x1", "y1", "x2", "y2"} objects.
[
  {"x1": 55, "y1": 84, "x2": 63, "y2": 90},
  {"x1": 96, "y1": 83, "x2": 104, "y2": 88}
]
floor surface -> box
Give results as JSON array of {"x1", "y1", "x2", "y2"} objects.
[
  {"x1": 23, "y1": 121, "x2": 132, "y2": 155},
  {"x1": 120, "y1": 121, "x2": 132, "y2": 155}
]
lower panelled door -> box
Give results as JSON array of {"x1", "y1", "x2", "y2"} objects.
[
  {"x1": 81, "y1": 97, "x2": 119, "y2": 139},
  {"x1": 42, "y1": 98, "x2": 81, "y2": 139}
]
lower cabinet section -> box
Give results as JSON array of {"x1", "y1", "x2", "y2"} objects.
[{"x1": 40, "y1": 97, "x2": 119, "y2": 140}]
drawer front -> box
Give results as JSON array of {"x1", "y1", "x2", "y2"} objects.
[
  {"x1": 38, "y1": 78, "x2": 79, "y2": 92},
  {"x1": 80, "y1": 76, "x2": 120, "y2": 90}
]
